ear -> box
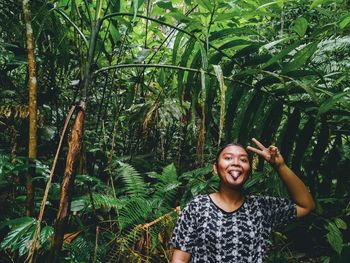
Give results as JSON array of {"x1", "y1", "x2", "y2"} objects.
[{"x1": 213, "y1": 163, "x2": 218, "y2": 175}]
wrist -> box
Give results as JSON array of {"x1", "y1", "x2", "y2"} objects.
[{"x1": 273, "y1": 162, "x2": 287, "y2": 171}]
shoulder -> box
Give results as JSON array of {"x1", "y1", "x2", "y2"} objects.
[
  {"x1": 245, "y1": 194, "x2": 268, "y2": 204},
  {"x1": 246, "y1": 195, "x2": 294, "y2": 209},
  {"x1": 186, "y1": 194, "x2": 210, "y2": 207},
  {"x1": 181, "y1": 195, "x2": 210, "y2": 212},
  {"x1": 246, "y1": 194, "x2": 287, "y2": 202}
]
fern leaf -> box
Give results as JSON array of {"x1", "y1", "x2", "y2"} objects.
[
  {"x1": 117, "y1": 162, "x2": 148, "y2": 198},
  {"x1": 149, "y1": 163, "x2": 180, "y2": 211},
  {"x1": 80, "y1": 193, "x2": 125, "y2": 211},
  {"x1": 118, "y1": 197, "x2": 153, "y2": 231}
]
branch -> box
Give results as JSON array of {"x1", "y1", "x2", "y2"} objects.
[
  {"x1": 94, "y1": 63, "x2": 217, "y2": 78},
  {"x1": 138, "y1": 207, "x2": 180, "y2": 230},
  {"x1": 52, "y1": 8, "x2": 89, "y2": 47},
  {"x1": 101, "y1": 12, "x2": 231, "y2": 60}
]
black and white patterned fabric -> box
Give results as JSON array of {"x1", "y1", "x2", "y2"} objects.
[{"x1": 171, "y1": 194, "x2": 296, "y2": 262}]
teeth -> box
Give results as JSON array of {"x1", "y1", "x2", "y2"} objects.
[{"x1": 229, "y1": 171, "x2": 241, "y2": 179}]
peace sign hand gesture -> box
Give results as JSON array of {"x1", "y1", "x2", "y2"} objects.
[{"x1": 247, "y1": 138, "x2": 285, "y2": 168}]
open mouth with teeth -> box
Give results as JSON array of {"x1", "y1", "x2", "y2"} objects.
[{"x1": 229, "y1": 170, "x2": 242, "y2": 180}]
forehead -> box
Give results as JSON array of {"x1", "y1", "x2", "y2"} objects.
[{"x1": 220, "y1": 145, "x2": 248, "y2": 156}]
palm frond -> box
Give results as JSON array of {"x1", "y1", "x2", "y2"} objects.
[
  {"x1": 0, "y1": 217, "x2": 53, "y2": 257},
  {"x1": 313, "y1": 36, "x2": 350, "y2": 73}
]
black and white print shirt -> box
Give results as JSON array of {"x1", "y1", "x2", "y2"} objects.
[{"x1": 171, "y1": 194, "x2": 296, "y2": 263}]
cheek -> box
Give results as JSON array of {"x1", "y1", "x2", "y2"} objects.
[
  {"x1": 218, "y1": 163, "x2": 226, "y2": 172},
  {"x1": 242, "y1": 162, "x2": 251, "y2": 171},
  {"x1": 218, "y1": 160, "x2": 228, "y2": 169}
]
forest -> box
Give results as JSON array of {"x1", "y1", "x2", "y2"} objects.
[{"x1": 0, "y1": 0, "x2": 349, "y2": 262}]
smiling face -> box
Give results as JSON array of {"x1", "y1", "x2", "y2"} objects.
[{"x1": 214, "y1": 145, "x2": 251, "y2": 189}]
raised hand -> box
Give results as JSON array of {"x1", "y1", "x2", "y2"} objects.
[
  {"x1": 247, "y1": 138, "x2": 285, "y2": 168},
  {"x1": 247, "y1": 138, "x2": 315, "y2": 218}
]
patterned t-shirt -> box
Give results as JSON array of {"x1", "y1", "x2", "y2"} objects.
[{"x1": 171, "y1": 194, "x2": 296, "y2": 263}]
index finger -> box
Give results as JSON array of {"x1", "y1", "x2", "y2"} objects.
[
  {"x1": 246, "y1": 145, "x2": 264, "y2": 156},
  {"x1": 251, "y1": 138, "x2": 266, "y2": 150}
]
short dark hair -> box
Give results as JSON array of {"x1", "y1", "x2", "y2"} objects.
[{"x1": 215, "y1": 143, "x2": 247, "y2": 164}]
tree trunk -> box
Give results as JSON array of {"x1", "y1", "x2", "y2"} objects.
[
  {"x1": 49, "y1": 103, "x2": 85, "y2": 263},
  {"x1": 22, "y1": 0, "x2": 37, "y2": 217}
]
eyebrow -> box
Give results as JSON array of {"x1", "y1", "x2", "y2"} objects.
[{"x1": 222, "y1": 153, "x2": 248, "y2": 157}]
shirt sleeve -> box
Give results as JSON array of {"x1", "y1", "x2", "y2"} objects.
[
  {"x1": 171, "y1": 199, "x2": 198, "y2": 254},
  {"x1": 261, "y1": 196, "x2": 297, "y2": 228}
]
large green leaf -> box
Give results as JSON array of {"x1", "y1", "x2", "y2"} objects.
[
  {"x1": 283, "y1": 42, "x2": 318, "y2": 72},
  {"x1": 172, "y1": 32, "x2": 184, "y2": 65},
  {"x1": 197, "y1": 0, "x2": 213, "y2": 11},
  {"x1": 231, "y1": 89, "x2": 256, "y2": 142},
  {"x1": 310, "y1": 0, "x2": 332, "y2": 9},
  {"x1": 335, "y1": 218, "x2": 347, "y2": 230},
  {"x1": 238, "y1": 92, "x2": 265, "y2": 146},
  {"x1": 326, "y1": 221, "x2": 343, "y2": 255},
  {"x1": 177, "y1": 39, "x2": 196, "y2": 100},
  {"x1": 209, "y1": 28, "x2": 256, "y2": 41},
  {"x1": 0, "y1": 217, "x2": 36, "y2": 255},
  {"x1": 224, "y1": 84, "x2": 246, "y2": 142},
  {"x1": 215, "y1": 11, "x2": 242, "y2": 21},
  {"x1": 339, "y1": 14, "x2": 350, "y2": 29},
  {"x1": 318, "y1": 92, "x2": 349, "y2": 116},
  {"x1": 262, "y1": 41, "x2": 300, "y2": 69},
  {"x1": 218, "y1": 39, "x2": 252, "y2": 51},
  {"x1": 291, "y1": 116, "x2": 316, "y2": 171},
  {"x1": 258, "y1": 102, "x2": 284, "y2": 170},
  {"x1": 246, "y1": 95, "x2": 269, "y2": 144},
  {"x1": 213, "y1": 64, "x2": 226, "y2": 144},
  {"x1": 279, "y1": 108, "x2": 301, "y2": 162},
  {"x1": 259, "y1": 37, "x2": 293, "y2": 52},
  {"x1": 292, "y1": 17, "x2": 308, "y2": 37}
]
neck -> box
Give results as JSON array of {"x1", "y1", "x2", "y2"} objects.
[{"x1": 218, "y1": 184, "x2": 244, "y2": 203}]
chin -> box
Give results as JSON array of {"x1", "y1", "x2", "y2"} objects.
[{"x1": 225, "y1": 178, "x2": 246, "y2": 188}]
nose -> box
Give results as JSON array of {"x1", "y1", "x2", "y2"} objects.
[{"x1": 230, "y1": 157, "x2": 240, "y2": 166}]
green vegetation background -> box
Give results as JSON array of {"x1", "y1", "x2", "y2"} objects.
[{"x1": 0, "y1": 0, "x2": 349, "y2": 262}]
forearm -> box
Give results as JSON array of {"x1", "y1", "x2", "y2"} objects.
[
  {"x1": 275, "y1": 164, "x2": 315, "y2": 217},
  {"x1": 171, "y1": 249, "x2": 191, "y2": 263}
]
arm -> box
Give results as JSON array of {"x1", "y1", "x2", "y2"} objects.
[
  {"x1": 171, "y1": 201, "x2": 196, "y2": 263},
  {"x1": 247, "y1": 138, "x2": 315, "y2": 218},
  {"x1": 171, "y1": 249, "x2": 191, "y2": 263},
  {"x1": 274, "y1": 162, "x2": 315, "y2": 217}
]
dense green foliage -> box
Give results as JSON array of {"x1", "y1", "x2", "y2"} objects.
[{"x1": 0, "y1": 0, "x2": 349, "y2": 262}]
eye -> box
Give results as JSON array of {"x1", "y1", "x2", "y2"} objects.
[
  {"x1": 224, "y1": 156, "x2": 232, "y2": 160},
  {"x1": 240, "y1": 158, "x2": 248, "y2": 163}
]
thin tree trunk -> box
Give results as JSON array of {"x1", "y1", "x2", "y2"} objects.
[
  {"x1": 196, "y1": 110, "x2": 205, "y2": 166},
  {"x1": 49, "y1": 2, "x2": 102, "y2": 259},
  {"x1": 49, "y1": 103, "x2": 85, "y2": 263},
  {"x1": 23, "y1": 0, "x2": 37, "y2": 217},
  {"x1": 26, "y1": 106, "x2": 76, "y2": 263}
]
